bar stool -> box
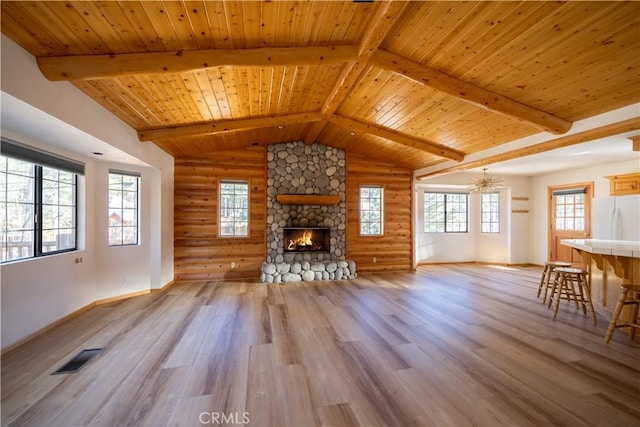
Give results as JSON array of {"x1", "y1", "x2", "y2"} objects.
[
  {"x1": 537, "y1": 261, "x2": 572, "y2": 304},
  {"x1": 604, "y1": 284, "x2": 640, "y2": 343},
  {"x1": 548, "y1": 267, "x2": 597, "y2": 325}
]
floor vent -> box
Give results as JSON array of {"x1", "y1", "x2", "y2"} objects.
[{"x1": 53, "y1": 348, "x2": 103, "y2": 374}]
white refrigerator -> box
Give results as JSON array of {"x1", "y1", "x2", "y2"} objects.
[{"x1": 592, "y1": 195, "x2": 640, "y2": 241}]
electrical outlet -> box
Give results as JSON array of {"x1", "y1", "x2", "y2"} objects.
[
  {"x1": 373, "y1": 257, "x2": 377, "y2": 263},
  {"x1": 75, "y1": 257, "x2": 83, "y2": 264},
  {"x1": 231, "y1": 262, "x2": 237, "y2": 269}
]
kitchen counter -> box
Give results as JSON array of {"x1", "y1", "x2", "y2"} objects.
[
  {"x1": 561, "y1": 239, "x2": 640, "y2": 321},
  {"x1": 560, "y1": 239, "x2": 640, "y2": 258}
]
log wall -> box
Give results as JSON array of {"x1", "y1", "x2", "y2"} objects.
[
  {"x1": 346, "y1": 155, "x2": 413, "y2": 272},
  {"x1": 174, "y1": 149, "x2": 413, "y2": 280},
  {"x1": 174, "y1": 147, "x2": 266, "y2": 281}
]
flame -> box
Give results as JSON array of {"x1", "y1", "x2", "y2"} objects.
[{"x1": 288, "y1": 231, "x2": 313, "y2": 250}]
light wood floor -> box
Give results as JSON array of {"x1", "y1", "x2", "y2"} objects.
[{"x1": 2, "y1": 264, "x2": 639, "y2": 426}]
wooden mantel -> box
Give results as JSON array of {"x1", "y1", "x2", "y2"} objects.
[{"x1": 276, "y1": 194, "x2": 341, "y2": 206}]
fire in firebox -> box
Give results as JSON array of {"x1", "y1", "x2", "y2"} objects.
[
  {"x1": 288, "y1": 230, "x2": 313, "y2": 250},
  {"x1": 283, "y1": 227, "x2": 330, "y2": 252}
]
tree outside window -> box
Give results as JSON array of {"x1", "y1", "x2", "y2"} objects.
[
  {"x1": 109, "y1": 172, "x2": 139, "y2": 246},
  {"x1": 481, "y1": 192, "x2": 500, "y2": 233},
  {"x1": 220, "y1": 180, "x2": 249, "y2": 237},
  {"x1": 360, "y1": 186, "x2": 383, "y2": 236},
  {"x1": 424, "y1": 192, "x2": 468, "y2": 233},
  {"x1": 1, "y1": 155, "x2": 77, "y2": 262},
  {"x1": 1, "y1": 157, "x2": 35, "y2": 262}
]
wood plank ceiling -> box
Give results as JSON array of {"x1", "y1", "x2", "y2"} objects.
[{"x1": 1, "y1": 1, "x2": 639, "y2": 170}]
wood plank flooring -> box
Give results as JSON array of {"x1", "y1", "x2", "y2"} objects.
[{"x1": 2, "y1": 264, "x2": 639, "y2": 426}]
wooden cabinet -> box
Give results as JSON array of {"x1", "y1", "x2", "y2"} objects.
[{"x1": 605, "y1": 172, "x2": 640, "y2": 196}]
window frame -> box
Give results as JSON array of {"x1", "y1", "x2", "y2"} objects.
[
  {"x1": 359, "y1": 185, "x2": 384, "y2": 236},
  {"x1": 1, "y1": 156, "x2": 78, "y2": 263},
  {"x1": 218, "y1": 179, "x2": 249, "y2": 238},
  {"x1": 108, "y1": 170, "x2": 140, "y2": 247},
  {"x1": 481, "y1": 192, "x2": 500, "y2": 234},
  {"x1": 424, "y1": 192, "x2": 469, "y2": 233}
]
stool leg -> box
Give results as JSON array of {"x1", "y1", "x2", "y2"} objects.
[
  {"x1": 573, "y1": 275, "x2": 587, "y2": 314},
  {"x1": 581, "y1": 277, "x2": 597, "y2": 325},
  {"x1": 548, "y1": 271, "x2": 560, "y2": 309},
  {"x1": 554, "y1": 275, "x2": 567, "y2": 318},
  {"x1": 542, "y1": 267, "x2": 554, "y2": 304},
  {"x1": 605, "y1": 289, "x2": 628, "y2": 342},
  {"x1": 537, "y1": 265, "x2": 549, "y2": 298},
  {"x1": 630, "y1": 300, "x2": 639, "y2": 340},
  {"x1": 568, "y1": 275, "x2": 581, "y2": 310}
]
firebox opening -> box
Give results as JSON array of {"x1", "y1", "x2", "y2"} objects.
[{"x1": 283, "y1": 227, "x2": 330, "y2": 253}]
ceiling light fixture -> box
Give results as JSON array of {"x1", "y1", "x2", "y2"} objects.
[
  {"x1": 350, "y1": 131, "x2": 356, "y2": 136},
  {"x1": 277, "y1": 125, "x2": 284, "y2": 129},
  {"x1": 469, "y1": 168, "x2": 503, "y2": 193}
]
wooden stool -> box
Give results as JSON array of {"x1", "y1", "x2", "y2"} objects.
[
  {"x1": 604, "y1": 284, "x2": 640, "y2": 343},
  {"x1": 537, "y1": 261, "x2": 572, "y2": 304},
  {"x1": 548, "y1": 267, "x2": 597, "y2": 325}
]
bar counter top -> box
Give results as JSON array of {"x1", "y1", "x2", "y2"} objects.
[{"x1": 560, "y1": 239, "x2": 640, "y2": 259}]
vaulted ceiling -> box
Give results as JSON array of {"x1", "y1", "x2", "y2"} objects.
[{"x1": 1, "y1": 1, "x2": 639, "y2": 170}]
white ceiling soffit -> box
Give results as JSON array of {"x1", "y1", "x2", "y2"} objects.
[
  {"x1": 1, "y1": 91, "x2": 149, "y2": 167},
  {"x1": 476, "y1": 133, "x2": 639, "y2": 176}
]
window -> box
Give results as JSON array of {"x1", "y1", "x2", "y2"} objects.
[
  {"x1": 481, "y1": 192, "x2": 500, "y2": 233},
  {"x1": 1, "y1": 157, "x2": 35, "y2": 261},
  {"x1": 109, "y1": 171, "x2": 139, "y2": 246},
  {"x1": 424, "y1": 192, "x2": 468, "y2": 233},
  {"x1": 360, "y1": 186, "x2": 383, "y2": 236},
  {"x1": 1, "y1": 139, "x2": 82, "y2": 263},
  {"x1": 219, "y1": 180, "x2": 248, "y2": 237},
  {"x1": 42, "y1": 166, "x2": 77, "y2": 252},
  {"x1": 553, "y1": 189, "x2": 585, "y2": 231}
]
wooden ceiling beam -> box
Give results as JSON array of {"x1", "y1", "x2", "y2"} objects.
[
  {"x1": 416, "y1": 117, "x2": 640, "y2": 180},
  {"x1": 304, "y1": 0, "x2": 410, "y2": 145},
  {"x1": 37, "y1": 45, "x2": 358, "y2": 81},
  {"x1": 370, "y1": 50, "x2": 573, "y2": 135},
  {"x1": 330, "y1": 115, "x2": 465, "y2": 162},
  {"x1": 630, "y1": 135, "x2": 640, "y2": 151},
  {"x1": 138, "y1": 112, "x2": 323, "y2": 141}
]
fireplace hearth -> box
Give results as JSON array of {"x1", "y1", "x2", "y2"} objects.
[{"x1": 283, "y1": 227, "x2": 330, "y2": 253}]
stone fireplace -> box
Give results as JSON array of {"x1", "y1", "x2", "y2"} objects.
[
  {"x1": 265, "y1": 141, "x2": 346, "y2": 263},
  {"x1": 262, "y1": 141, "x2": 356, "y2": 283}
]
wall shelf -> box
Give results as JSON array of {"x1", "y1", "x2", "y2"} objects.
[{"x1": 276, "y1": 194, "x2": 341, "y2": 206}]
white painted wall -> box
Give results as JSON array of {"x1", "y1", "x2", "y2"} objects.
[
  {"x1": 414, "y1": 175, "x2": 470, "y2": 263},
  {"x1": 505, "y1": 175, "x2": 533, "y2": 264},
  {"x1": 414, "y1": 160, "x2": 639, "y2": 267},
  {"x1": 415, "y1": 173, "x2": 532, "y2": 265},
  {"x1": 530, "y1": 159, "x2": 640, "y2": 264},
  {"x1": 1, "y1": 35, "x2": 174, "y2": 349},
  {"x1": 473, "y1": 188, "x2": 511, "y2": 264}
]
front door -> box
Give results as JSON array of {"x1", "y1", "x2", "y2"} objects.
[{"x1": 548, "y1": 182, "x2": 593, "y2": 267}]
